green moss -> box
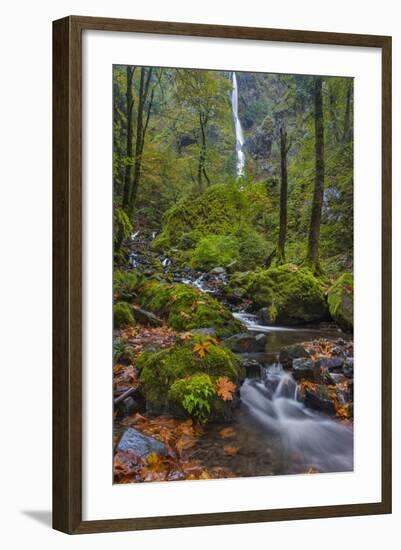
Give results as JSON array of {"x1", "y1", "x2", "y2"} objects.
[
  {"x1": 114, "y1": 270, "x2": 144, "y2": 301},
  {"x1": 138, "y1": 337, "x2": 244, "y2": 416},
  {"x1": 138, "y1": 281, "x2": 172, "y2": 314},
  {"x1": 138, "y1": 281, "x2": 242, "y2": 338},
  {"x1": 225, "y1": 264, "x2": 328, "y2": 324},
  {"x1": 190, "y1": 235, "x2": 240, "y2": 271},
  {"x1": 153, "y1": 182, "x2": 271, "y2": 260},
  {"x1": 114, "y1": 301, "x2": 135, "y2": 328},
  {"x1": 327, "y1": 273, "x2": 353, "y2": 331}
]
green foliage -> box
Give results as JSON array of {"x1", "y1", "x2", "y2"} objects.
[
  {"x1": 113, "y1": 337, "x2": 135, "y2": 364},
  {"x1": 114, "y1": 270, "x2": 144, "y2": 301},
  {"x1": 190, "y1": 235, "x2": 239, "y2": 271},
  {"x1": 138, "y1": 337, "x2": 243, "y2": 416},
  {"x1": 327, "y1": 273, "x2": 353, "y2": 331},
  {"x1": 225, "y1": 264, "x2": 328, "y2": 324},
  {"x1": 113, "y1": 301, "x2": 135, "y2": 328},
  {"x1": 168, "y1": 374, "x2": 216, "y2": 423}
]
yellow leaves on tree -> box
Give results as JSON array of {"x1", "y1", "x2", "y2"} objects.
[{"x1": 215, "y1": 376, "x2": 236, "y2": 401}]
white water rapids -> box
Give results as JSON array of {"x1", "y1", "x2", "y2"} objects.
[{"x1": 232, "y1": 72, "x2": 245, "y2": 177}]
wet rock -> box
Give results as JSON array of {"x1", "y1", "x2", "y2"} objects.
[
  {"x1": 291, "y1": 358, "x2": 315, "y2": 382},
  {"x1": 132, "y1": 306, "x2": 163, "y2": 327},
  {"x1": 279, "y1": 344, "x2": 309, "y2": 369},
  {"x1": 210, "y1": 267, "x2": 226, "y2": 276},
  {"x1": 343, "y1": 358, "x2": 354, "y2": 378},
  {"x1": 258, "y1": 307, "x2": 274, "y2": 325},
  {"x1": 223, "y1": 332, "x2": 267, "y2": 353},
  {"x1": 243, "y1": 359, "x2": 262, "y2": 379},
  {"x1": 319, "y1": 356, "x2": 344, "y2": 372},
  {"x1": 116, "y1": 427, "x2": 167, "y2": 457},
  {"x1": 301, "y1": 384, "x2": 337, "y2": 415}
]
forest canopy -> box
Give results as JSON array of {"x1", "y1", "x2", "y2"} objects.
[{"x1": 113, "y1": 66, "x2": 353, "y2": 278}]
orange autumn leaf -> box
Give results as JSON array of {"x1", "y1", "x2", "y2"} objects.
[
  {"x1": 193, "y1": 342, "x2": 210, "y2": 359},
  {"x1": 224, "y1": 446, "x2": 240, "y2": 456},
  {"x1": 216, "y1": 376, "x2": 236, "y2": 401}
]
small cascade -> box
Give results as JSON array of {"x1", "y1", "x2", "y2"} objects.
[
  {"x1": 231, "y1": 72, "x2": 245, "y2": 177},
  {"x1": 240, "y1": 364, "x2": 353, "y2": 473}
]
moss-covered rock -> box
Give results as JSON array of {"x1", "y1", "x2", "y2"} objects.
[
  {"x1": 114, "y1": 301, "x2": 135, "y2": 328},
  {"x1": 327, "y1": 273, "x2": 353, "y2": 331},
  {"x1": 190, "y1": 235, "x2": 240, "y2": 271},
  {"x1": 138, "y1": 336, "x2": 244, "y2": 420},
  {"x1": 153, "y1": 182, "x2": 271, "y2": 269},
  {"x1": 138, "y1": 281, "x2": 243, "y2": 338},
  {"x1": 225, "y1": 264, "x2": 328, "y2": 325}
]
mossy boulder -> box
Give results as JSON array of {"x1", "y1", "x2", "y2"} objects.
[
  {"x1": 153, "y1": 182, "x2": 271, "y2": 270},
  {"x1": 138, "y1": 281, "x2": 243, "y2": 338},
  {"x1": 224, "y1": 264, "x2": 328, "y2": 325},
  {"x1": 138, "y1": 336, "x2": 244, "y2": 420},
  {"x1": 114, "y1": 301, "x2": 135, "y2": 328},
  {"x1": 190, "y1": 235, "x2": 240, "y2": 271},
  {"x1": 327, "y1": 273, "x2": 353, "y2": 331}
]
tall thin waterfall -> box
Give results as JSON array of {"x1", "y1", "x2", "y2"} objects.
[{"x1": 231, "y1": 72, "x2": 245, "y2": 177}]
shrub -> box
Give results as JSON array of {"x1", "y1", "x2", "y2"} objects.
[
  {"x1": 168, "y1": 374, "x2": 216, "y2": 423},
  {"x1": 113, "y1": 301, "x2": 135, "y2": 328}
]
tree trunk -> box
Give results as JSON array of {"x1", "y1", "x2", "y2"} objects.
[
  {"x1": 197, "y1": 114, "x2": 209, "y2": 189},
  {"x1": 277, "y1": 125, "x2": 288, "y2": 263},
  {"x1": 306, "y1": 77, "x2": 325, "y2": 273},
  {"x1": 121, "y1": 66, "x2": 135, "y2": 211},
  {"x1": 128, "y1": 68, "x2": 154, "y2": 217},
  {"x1": 343, "y1": 80, "x2": 352, "y2": 142}
]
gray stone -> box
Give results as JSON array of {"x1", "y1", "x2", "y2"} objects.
[
  {"x1": 343, "y1": 358, "x2": 354, "y2": 378},
  {"x1": 210, "y1": 267, "x2": 226, "y2": 275},
  {"x1": 279, "y1": 344, "x2": 309, "y2": 368},
  {"x1": 301, "y1": 384, "x2": 337, "y2": 415},
  {"x1": 116, "y1": 427, "x2": 167, "y2": 457},
  {"x1": 291, "y1": 358, "x2": 315, "y2": 381},
  {"x1": 319, "y1": 356, "x2": 344, "y2": 372},
  {"x1": 224, "y1": 332, "x2": 267, "y2": 353}
]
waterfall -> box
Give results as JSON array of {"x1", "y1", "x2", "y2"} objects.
[{"x1": 231, "y1": 72, "x2": 245, "y2": 177}]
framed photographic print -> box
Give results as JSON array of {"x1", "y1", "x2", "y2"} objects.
[{"x1": 53, "y1": 16, "x2": 392, "y2": 534}]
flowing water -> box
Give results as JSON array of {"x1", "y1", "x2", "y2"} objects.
[
  {"x1": 193, "y1": 304, "x2": 353, "y2": 477},
  {"x1": 232, "y1": 72, "x2": 245, "y2": 177}
]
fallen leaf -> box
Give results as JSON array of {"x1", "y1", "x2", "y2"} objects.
[
  {"x1": 219, "y1": 426, "x2": 236, "y2": 439},
  {"x1": 216, "y1": 376, "x2": 236, "y2": 401}
]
